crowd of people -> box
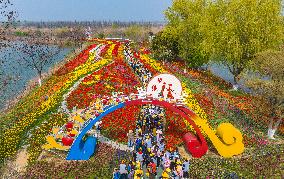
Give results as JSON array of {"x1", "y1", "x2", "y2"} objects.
[
  {"x1": 124, "y1": 46, "x2": 152, "y2": 87},
  {"x1": 111, "y1": 47, "x2": 191, "y2": 178},
  {"x1": 113, "y1": 105, "x2": 190, "y2": 179}
]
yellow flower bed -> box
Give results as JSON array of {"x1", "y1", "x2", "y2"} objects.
[
  {"x1": 82, "y1": 75, "x2": 101, "y2": 85},
  {"x1": 117, "y1": 45, "x2": 125, "y2": 59},
  {"x1": 140, "y1": 54, "x2": 165, "y2": 73},
  {"x1": 104, "y1": 43, "x2": 116, "y2": 59}
]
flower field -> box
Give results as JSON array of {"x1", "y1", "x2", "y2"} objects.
[
  {"x1": 137, "y1": 49, "x2": 283, "y2": 148},
  {"x1": 66, "y1": 57, "x2": 141, "y2": 110},
  {"x1": 0, "y1": 38, "x2": 283, "y2": 178},
  {"x1": 0, "y1": 39, "x2": 118, "y2": 163}
]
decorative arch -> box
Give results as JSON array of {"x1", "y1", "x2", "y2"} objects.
[{"x1": 66, "y1": 99, "x2": 208, "y2": 160}]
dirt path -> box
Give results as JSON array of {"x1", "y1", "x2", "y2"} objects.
[{"x1": 1, "y1": 148, "x2": 29, "y2": 179}]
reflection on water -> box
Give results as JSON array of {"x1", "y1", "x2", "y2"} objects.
[{"x1": 0, "y1": 43, "x2": 72, "y2": 110}]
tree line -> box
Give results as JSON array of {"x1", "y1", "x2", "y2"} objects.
[{"x1": 14, "y1": 20, "x2": 165, "y2": 28}]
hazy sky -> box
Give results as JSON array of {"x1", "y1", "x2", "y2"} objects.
[{"x1": 13, "y1": 0, "x2": 172, "y2": 22}]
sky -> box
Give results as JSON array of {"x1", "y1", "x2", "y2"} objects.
[{"x1": 12, "y1": 0, "x2": 172, "y2": 22}]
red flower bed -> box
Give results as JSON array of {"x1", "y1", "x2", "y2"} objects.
[
  {"x1": 66, "y1": 57, "x2": 141, "y2": 110},
  {"x1": 101, "y1": 105, "x2": 140, "y2": 143},
  {"x1": 100, "y1": 44, "x2": 111, "y2": 58},
  {"x1": 194, "y1": 93, "x2": 215, "y2": 120},
  {"x1": 164, "y1": 109, "x2": 189, "y2": 150},
  {"x1": 56, "y1": 44, "x2": 98, "y2": 75},
  {"x1": 112, "y1": 43, "x2": 121, "y2": 57}
]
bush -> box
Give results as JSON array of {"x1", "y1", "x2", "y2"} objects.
[
  {"x1": 14, "y1": 31, "x2": 29, "y2": 37},
  {"x1": 151, "y1": 30, "x2": 179, "y2": 61}
]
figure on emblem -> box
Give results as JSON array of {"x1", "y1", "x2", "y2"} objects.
[{"x1": 166, "y1": 84, "x2": 174, "y2": 99}]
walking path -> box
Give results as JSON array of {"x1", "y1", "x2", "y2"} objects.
[
  {"x1": 1, "y1": 148, "x2": 28, "y2": 179},
  {"x1": 88, "y1": 129, "x2": 133, "y2": 152}
]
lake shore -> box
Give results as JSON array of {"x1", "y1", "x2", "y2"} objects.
[{"x1": 0, "y1": 43, "x2": 88, "y2": 114}]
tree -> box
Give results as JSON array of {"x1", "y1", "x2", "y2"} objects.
[
  {"x1": 97, "y1": 32, "x2": 105, "y2": 39},
  {"x1": 150, "y1": 30, "x2": 179, "y2": 62},
  {"x1": 55, "y1": 27, "x2": 85, "y2": 47},
  {"x1": 164, "y1": 0, "x2": 283, "y2": 84},
  {"x1": 210, "y1": 0, "x2": 284, "y2": 86},
  {"x1": 164, "y1": 0, "x2": 212, "y2": 68},
  {"x1": 0, "y1": 0, "x2": 17, "y2": 47},
  {"x1": 124, "y1": 25, "x2": 145, "y2": 42},
  {"x1": 15, "y1": 39, "x2": 61, "y2": 86},
  {"x1": 243, "y1": 50, "x2": 284, "y2": 139}
]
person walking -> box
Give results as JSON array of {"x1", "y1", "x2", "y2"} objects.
[
  {"x1": 182, "y1": 159, "x2": 190, "y2": 178},
  {"x1": 173, "y1": 148, "x2": 180, "y2": 160},
  {"x1": 176, "y1": 160, "x2": 183, "y2": 178},
  {"x1": 145, "y1": 135, "x2": 152, "y2": 149},
  {"x1": 172, "y1": 168, "x2": 179, "y2": 179},
  {"x1": 135, "y1": 137, "x2": 142, "y2": 151},
  {"x1": 128, "y1": 169, "x2": 134, "y2": 179},
  {"x1": 113, "y1": 168, "x2": 120, "y2": 179},
  {"x1": 127, "y1": 130, "x2": 134, "y2": 147},
  {"x1": 148, "y1": 159, "x2": 157, "y2": 179},
  {"x1": 127, "y1": 161, "x2": 133, "y2": 174},
  {"x1": 119, "y1": 160, "x2": 128, "y2": 179},
  {"x1": 134, "y1": 161, "x2": 143, "y2": 179},
  {"x1": 136, "y1": 149, "x2": 144, "y2": 163},
  {"x1": 164, "y1": 157, "x2": 171, "y2": 169},
  {"x1": 161, "y1": 168, "x2": 171, "y2": 179},
  {"x1": 157, "y1": 149, "x2": 162, "y2": 168}
]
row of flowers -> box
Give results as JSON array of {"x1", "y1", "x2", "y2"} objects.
[
  {"x1": 66, "y1": 46, "x2": 138, "y2": 110},
  {"x1": 56, "y1": 44, "x2": 97, "y2": 76},
  {"x1": 59, "y1": 43, "x2": 119, "y2": 114},
  {"x1": 0, "y1": 40, "x2": 119, "y2": 161},
  {"x1": 161, "y1": 60, "x2": 271, "y2": 125},
  {"x1": 22, "y1": 143, "x2": 116, "y2": 178},
  {"x1": 133, "y1": 51, "x2": 262, "y2": 150},
  {"x1": 28, "y1": 43, "x2": 118, "y2": 158},
  {"x1": 22, "y1": 142, "x2": 284, "y2": 178}
]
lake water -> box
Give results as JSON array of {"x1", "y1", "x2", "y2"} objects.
[
  {"x1": 207, "y1": 62, "x2": 250, "y2": 92},
  {"x1": 0, "y1": 43, "x2": 72, "y2": 110}
]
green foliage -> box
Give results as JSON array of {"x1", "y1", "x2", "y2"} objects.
[
  {"x1": 14, "y1": 31, "x2": 29, "y2": 37},
  {"x1": 150, "y1": 30, "x2": 179, "y2": 61},
  {"x1": 243, "y1": 50, "x2": 284, "y2": 118},
  {"x1": 21, "y1": 144, "x2": 119, "y2": 178},
  {"x1": 208, "y1": 0, "x2": 284, "y2": 82},
  {"x1": 164, "y1": 0, "x2": 212, "y2": 68},
  {"x1": 97, "y1": 32, "x2": 105, "y2": 39},
  {"x1": 125, "y1": 25, "x2": 144, "y2": 42},
  {"x1": 165, "y1": 0, "x2": 284, "y2": 78}
]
